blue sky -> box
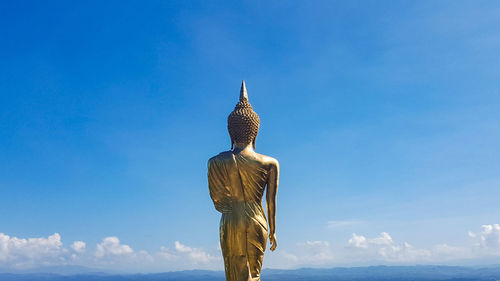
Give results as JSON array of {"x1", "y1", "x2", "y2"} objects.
[{"x1": 1, "y1": 0, "x2": 500, "y2": 272}]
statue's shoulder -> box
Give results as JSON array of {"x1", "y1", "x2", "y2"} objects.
[
  {"x1": 255, "y1": 152, "x2": 279, "y2": 168},
  {"x1": 208, "y1": 151, "x2": 234, "y2": 164}
]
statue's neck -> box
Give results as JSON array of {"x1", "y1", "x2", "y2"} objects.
[{"x1": 232, "y1": 142, "x2": 254, "y2": 153}]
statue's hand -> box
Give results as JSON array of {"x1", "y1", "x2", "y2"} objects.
[{"x1": 269, "y1": 234, "x2": 277, "y2": 251}]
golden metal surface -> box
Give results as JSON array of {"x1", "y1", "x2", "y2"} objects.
[{"x1": 208, "y1": 81, "x2": 279, "y2": 281}]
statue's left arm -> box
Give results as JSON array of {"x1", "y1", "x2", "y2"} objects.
[{"x1": 266, "y1": 159, "x2": 279, "y2": 251}]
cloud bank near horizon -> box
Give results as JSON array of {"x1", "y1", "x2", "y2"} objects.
[
  {"x1": 1, "y1": 224, "x2": 500, "y2": 272},
  {"x1": 0, "y1": 233, "x2": 219, "y2": 272}
]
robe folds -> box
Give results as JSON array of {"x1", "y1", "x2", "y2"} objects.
[{"x1": 208, "y1": 152, "x2": 269, "y2": 281}]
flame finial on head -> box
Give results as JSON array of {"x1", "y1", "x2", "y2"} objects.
[{"x1": 240, "y1": 80, "x2": 248, "y2": 101}]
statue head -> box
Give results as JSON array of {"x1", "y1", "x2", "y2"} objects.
[{"x1": 228, "y1": 81, "x2": 260, "y2": 149}]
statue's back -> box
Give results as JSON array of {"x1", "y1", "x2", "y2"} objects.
[{"x1": 210, "y1": 151, "x2": 271, "y2": 204}]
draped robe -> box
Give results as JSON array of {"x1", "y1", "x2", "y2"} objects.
[{"x1": 208, "y1": 151, "x2": 268, "y2": 281}]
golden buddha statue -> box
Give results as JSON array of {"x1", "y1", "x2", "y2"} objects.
[{"x1": 208, "y1": 81, "x2": 279, "y2": 281}]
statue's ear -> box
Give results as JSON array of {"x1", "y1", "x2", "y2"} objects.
[
  {"x1": 231, "y1": 139, "x2": 234, "y2": 150},
  {"x1": 252, "y1": 137, "x2": 256, "y2": 150}
]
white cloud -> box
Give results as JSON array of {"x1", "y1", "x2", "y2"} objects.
[
  {"x1": 157, "y1": 246, "x2": 176, "y2": 260},
  {"x1": 348, "y1": 232, "x2": 395, "y2": 249},
  {"x1": 469, "y1": 224, "x2": 500, "y2": 255},
  {"x1": 71, "y1": 241, "x2": 86, "y2": 253},
  {"x1": 479, "y1": 224, "x2": 500, "y2": 251},
  {"x1": 174, "y1": 241, "x2": 216, "y2": 264},
  {"x1": 95, "y1": 237, "x2": 133, "y2": 258},
  {"x1": 347, "y1": 232, "x2": 431, "y2": 262},
  {"x1": 0, "y1": 233, "x2": 67, "y2": 268},
  {"x1": 0, "y1": 232, "x2": 222, "y2": 271},
  {"x1": 174, "y1": 241, "x2": 192, "y2": 253},
  {"x1": 348, "y1": 233, "x2": 368, "y2": 249}
]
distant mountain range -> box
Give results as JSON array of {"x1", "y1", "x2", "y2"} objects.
[{"x1": 2, "y1": 265, "x2": 500, "y2": 281}]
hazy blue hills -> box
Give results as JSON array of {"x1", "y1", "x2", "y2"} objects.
[{"x1": 2, "y1": 265, "x2": 500, "y2": 281}]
